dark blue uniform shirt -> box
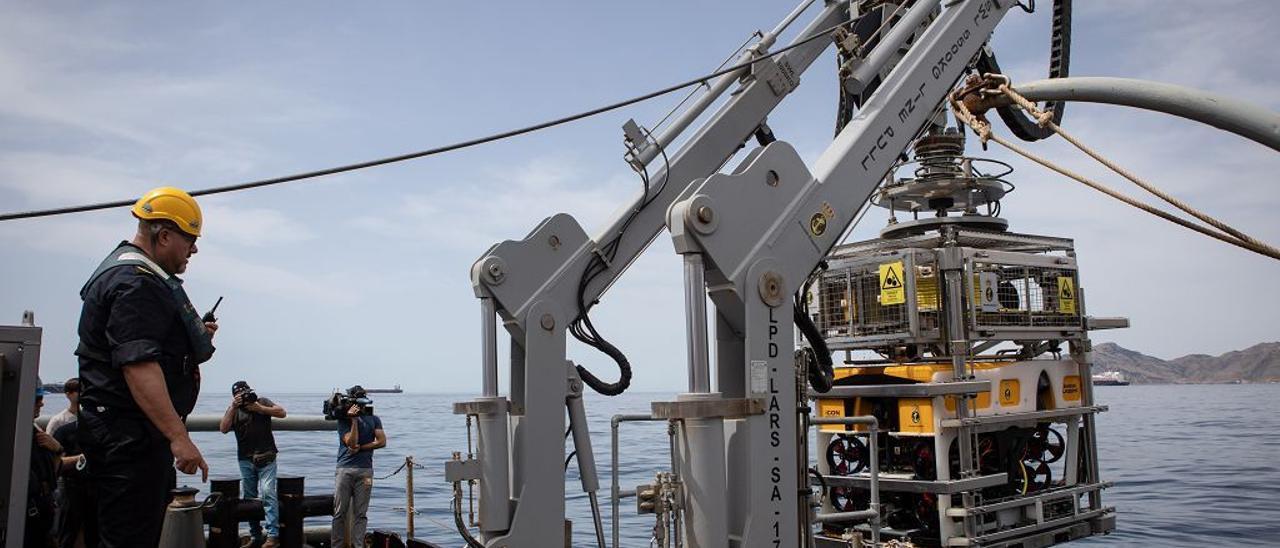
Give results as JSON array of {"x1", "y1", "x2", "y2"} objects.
[{"x1": 76, "y1": 242, "x2": 199, "y2": 418}]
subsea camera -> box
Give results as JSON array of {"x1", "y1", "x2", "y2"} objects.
[{"x1": 323, "y1": 385, "x2": 373, "y2": 420}]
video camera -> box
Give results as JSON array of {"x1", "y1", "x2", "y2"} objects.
[{"x1": 323, "y1": 385, "x2": 373, "y2": 420}]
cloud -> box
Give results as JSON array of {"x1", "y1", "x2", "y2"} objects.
[
  {"x1": 192, "y1": 249, "x2": 361, "y2": 307},
  {"x1": 200, "y1": 204, "x2": 316, "y2": 248},
  {"x1": 0, "y1": 4, "x2": 351, "y2": 196},
  {"x1": 0, "y1": 152, "x2": 144, "y2": 206},
  {"x1": 348, "y1": 154, "x2": 644, "y2": 251}
]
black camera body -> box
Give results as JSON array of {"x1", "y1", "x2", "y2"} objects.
[
  {"x1": 323, "y1": 391, "x2": 373, "y2": 420},
  {"x1": 233, "y1": 385, "x2": 259, "y2": 407}
]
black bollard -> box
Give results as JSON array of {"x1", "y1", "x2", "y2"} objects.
[
  {"x1": 278, "y1": 475, "x2": 306, "y2": 548},
  {"x1": 208, "y1": 477, "x2": 241, "y2": 548},
  {"x1": 300, "y1": 494, "x2": 334, "y2": 518}
]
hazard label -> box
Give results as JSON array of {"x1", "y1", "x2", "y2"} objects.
[
  {"x1": 879, "y1": 261, "x2": 905, "y2": 305},
  {"x1": 1057, "y1": 276, "x2": 1076, "y2": 313}
]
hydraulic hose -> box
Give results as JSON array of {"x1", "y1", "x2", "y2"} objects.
[
  {"x1": 453, "y1": 482, "x2": 485, "y2": 548},
  {"x1": 794, "y1": 303, "x2": 835, "y2": 393}
]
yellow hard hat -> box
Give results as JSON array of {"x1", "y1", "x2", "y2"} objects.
[{"x1": 132, "y1": 186, "x2": 203, "y2": 237}]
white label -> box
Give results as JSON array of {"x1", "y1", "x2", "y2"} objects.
[
  {"x1": 750, "y1": 360, "x2": 769, "y2": 395},
  {"x1": 979, "y1": 272, "x2": 999, "y2": 312}
]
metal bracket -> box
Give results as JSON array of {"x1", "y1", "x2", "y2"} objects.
[
  {"x1": 751, "y1": 56, "x2": 800, "y2": 97},
  {"x1": 650, "y1": 398, "x2": 764, "y2": 419},
  {"x1": 452, "y1": 399, "x2": 511, "y2": 416},
  {"x1": 1085, "y1": 316, "x2": 1129, "y2": 330},
  {"x1": 445, "y1": 457, "x2": 481, "y2": 483}
]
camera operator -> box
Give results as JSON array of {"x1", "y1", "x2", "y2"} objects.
[
  {"x1": 219, "y1": 381, "x2": 286, "y2": 548},
  {"x1": 331, "y1": 386, "x2": 384, "y2": 548}
]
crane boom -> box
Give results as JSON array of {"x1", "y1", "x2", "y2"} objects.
[{"x1": 455, "y1": 1, "x2": 1018, "y2": 546}]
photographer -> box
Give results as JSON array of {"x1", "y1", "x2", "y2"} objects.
[
  {"x1": 219, "y1": 381, "x2": 286, "y2": 548},
  {"x1": 330, "y1": 386, "x2": 384, "y2": 548}
]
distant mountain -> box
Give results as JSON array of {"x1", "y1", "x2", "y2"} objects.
[{"x1": 1092, "y1": 342, "x2": 1280, "y2": 384}]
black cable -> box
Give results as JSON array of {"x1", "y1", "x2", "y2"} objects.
[
  {"x1": 452, "y1": 486, "x2": 485, "y2": 548},
  {"x1": 974, "y1": 0, "x2": 1071, "y2": 142},
  {"x1": 794, "y1": 262, "x2": 834, "y2": 393},
  {"x1": 0, "y1": 19, "x2": 852, "y2": 224},
  {"x1": 569, "y1": 134, "x2": 672, "y2": 396}
]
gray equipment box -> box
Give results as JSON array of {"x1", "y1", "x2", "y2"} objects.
[{"x1": 1, "y1": 325, "x2": 42, "y2": 548}]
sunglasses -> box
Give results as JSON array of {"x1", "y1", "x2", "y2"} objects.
[{"x1": 164, "y1": 226, "x2": 198, "y2": 246}]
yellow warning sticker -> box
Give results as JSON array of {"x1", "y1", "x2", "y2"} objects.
[
  {"x1": 879, "y1": 261, "x2": 906, "y2": 305},
  {"x1": 1057, "y1": 276, "x2": 1076, "y2": 313}
]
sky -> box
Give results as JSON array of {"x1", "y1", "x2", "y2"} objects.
[{"x1": 1, "y1": 1, "x2": 1277, "y2": 393}]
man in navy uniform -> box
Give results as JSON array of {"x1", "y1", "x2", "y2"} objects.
[{"x1": 76, "y1": 186, "x2": 217, "y2": 547}]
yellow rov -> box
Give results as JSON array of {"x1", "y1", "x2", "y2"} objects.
[{"x1": 802, "y1": 132, "x2": 1121, "y2": 547}]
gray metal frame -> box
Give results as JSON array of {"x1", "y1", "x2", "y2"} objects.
[
  {"x1": 815, "y1": 232, "x2": 1085, "y2": 352},
  {"x1": 0, "y1": 325, "x2": 41, "y2": 548},
  {"x1": 459, "y1": 0, "x2": 1023, "y2": 545}
]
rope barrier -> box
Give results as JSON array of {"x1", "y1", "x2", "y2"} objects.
[
  {"x1": 376, "y1": 458, "x2": 424, "y2": 480},
  {"x1": 950, "y1": 74, "x2": 1280, "y2": 262}
]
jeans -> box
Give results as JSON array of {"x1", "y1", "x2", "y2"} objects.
[
  {"x1": 238, "y1": 459, "x2": 279, "y2": 539},
  {"x1": 331, "y1": 467, "x2": 373, "y2": 548}
]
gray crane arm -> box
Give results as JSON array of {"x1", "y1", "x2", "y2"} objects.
[{"x1": 471, "y1": 2, "x2": 850, "y2": 332}]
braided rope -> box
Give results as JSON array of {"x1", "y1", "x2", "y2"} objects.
[{"x1": 949, "y1": 79, "x2": 1280, "y2": 261}]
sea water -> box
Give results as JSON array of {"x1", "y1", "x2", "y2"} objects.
[{"x1": 182, "y1": 384, "x2": 1280, "y2": 546}]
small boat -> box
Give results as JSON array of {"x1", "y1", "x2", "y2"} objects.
[{"x1": 1092, "y1": 371, "x2": 1130, "y2": 386}]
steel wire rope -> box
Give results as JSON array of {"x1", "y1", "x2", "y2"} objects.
[
  {"x1": 950, "y1": 82, "x2": 1280, "y2": 262},
  {"x1": 649, "y1": 30, "x2": 764, "y2": 135},
  {"x1": 0, "y1": 18, "x2": 855, "y2": 224}
]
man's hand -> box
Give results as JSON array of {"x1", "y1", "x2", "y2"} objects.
[
  {"x1": 35, "y1": 431, "x2": 62, "y2": 453},
  {"x1": 171, "y1": 435, "x2": 209, "y2": 482},
  {"x1": 231, "y1": 394, "x2": 244, "y2": 408},
  {"x1": 346, "y1": 404, "x2": 362, "y2": 417},
  {"x1": 205, "y1": 321, "x2": 219, "y2": 339}
]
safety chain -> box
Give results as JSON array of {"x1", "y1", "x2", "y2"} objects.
[{"x1": 949, "y1": 73, "x2": 1280, "y2": 261}]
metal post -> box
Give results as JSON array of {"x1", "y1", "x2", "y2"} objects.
[
  {"x1": 941, "y1": 240, "x2": 976, "y2": 540},
  {"x1": 611, "y1": 414, "x2": 663, "y2": 548},
  {"x1": 567, "y1": 370, "x2": 607, "y2": 548},
  {"x1": 677, "y1": 252, "x2": 727, "y2": 547},
  {"x1": 278, "y1": 475, "x2": 305, "y2": 548},
  {"x1": 481, "y1": 297, "x2": 499, "y2": 398},
  {"x1": 1076, "y1": 288, "x2": 1102, "y2": 511},
  {"x1": 684, "y1": 254, "x2": 711, "y2": 393},
  {"x1": 207, "y1": 477, "x2": 241, "y2": 548},
  {"x1": 406, "y1": 456, "x2": 415, "y2": 538}
]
